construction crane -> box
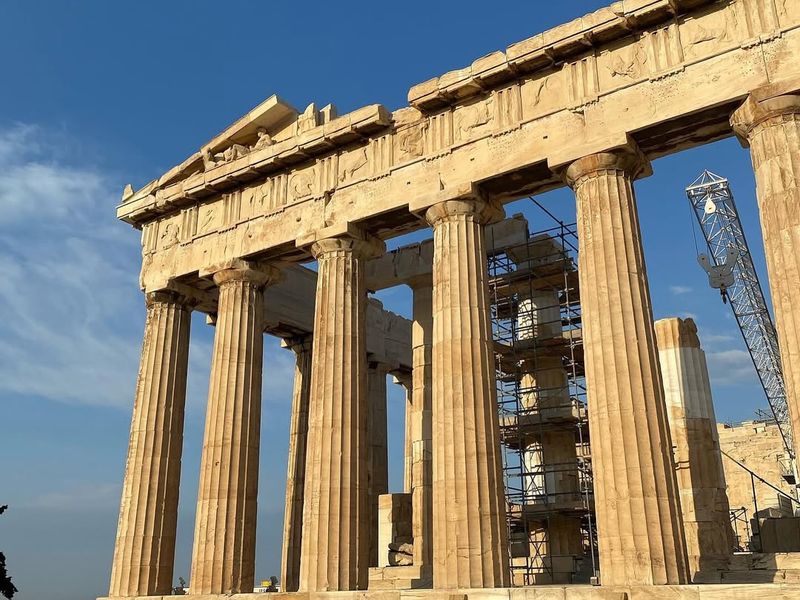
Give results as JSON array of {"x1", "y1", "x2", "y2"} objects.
[{"x1": 685, "y1": 171, "x2": 795, "y2": 478}]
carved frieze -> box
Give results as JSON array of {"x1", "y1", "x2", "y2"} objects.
[
  {"x1": 289, "y1": 168, "x2": 316, "y2": 201},
  {"x1": 454, "y1": 96, "x2": 494, "y2": 142},
  {"x1": 339, "y1": 147, "x2": 370, "y2": 183},
  {"x1": 520, "y1": 70, "x2": 565, "y2": 121},
  {"x1": 680, "y1": 6, "x2": 737, "y2": 61},
  {"x1": 394, "y1": 123, "x2": 426, "y2": 163},
  {"x1": 777, "y1": 0, "x2": 800, "y2": 27},
  {"x1": 598, "y1": 37, "x2": 649, "y2": 92}
]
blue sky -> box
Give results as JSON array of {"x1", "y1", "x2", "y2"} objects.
[{"x1": 0, "y1": 2, "x2": 778, "y2": 599}]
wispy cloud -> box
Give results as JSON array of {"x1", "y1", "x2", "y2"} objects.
[
  {"x1": 0, "y1": 125, "x2": 157, "y2": 408},
  {"x1": 669, "y1": 284, "x2": 693, "y2": 295},
  {"x1": 29, "y1": 482, "x2": 120, "y2": 510},
  {"x1": 705, "y1": 348, "x2": 755, "y2": 385},
  {"x1": 0, "y1": 124, "x2": 296, "y2": 410}
]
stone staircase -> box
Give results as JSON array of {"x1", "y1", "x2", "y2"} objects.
[
  {"x1": 695, "y1": 553, "x2": 800, "y2": 583},
  {"x1": 367, "y1": 565, "x2": 432, "y2": 590}
]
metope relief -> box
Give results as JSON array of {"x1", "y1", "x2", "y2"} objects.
[
  {"x1": 339, "y1": 147, "x2": 370, "y2": 183},
  {"x1": 777, "y1": 0, "x2": 800, "y2": 26},
  {"x1": 680, "y1": 5, "x2": 737, "y2": 61},
  {"x1": 520, "y1": 70, "x2": 565, "y2": 121},
  {"x1": 598, "y1": 38, "x2": 649, "y2": 91},
  {"x1": 289, "y1": 168, "x2": 316, "y2": 201},
  {"x1": 454, "y1": 96, "x2": 494, "y2": 142},
  {"x1": 157, "y1": 217, "x2": 181, "y2": 251},
  {"x1": 393, "y1": 123, "x2": 425, "y2": 164}
]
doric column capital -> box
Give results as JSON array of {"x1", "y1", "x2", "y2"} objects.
[
  {"x1": 310, "y1": 233, "x2": 385, "y2": 261},
  {"x1": 731, "y1": 93, "x2": 800, "y2": 144},
  {"x1": 424, "y1": 196, "x2": 504, "y2": 228},
  {"x1": 281, "y1": 335, "x2": 313, "y2": 356},
  {"x1": 144, "y1": 289, "x2": 194, "y2": 308},
  {"x1": 210, "y1": 260, "x2": 282, "y2": 288},
  {"x1": 564, "y1": 145, "x2": 651, "y2": 190}
]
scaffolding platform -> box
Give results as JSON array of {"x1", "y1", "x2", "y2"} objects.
[{"x1": 489, "y1": 215, "x2": 596, "y2": 586}]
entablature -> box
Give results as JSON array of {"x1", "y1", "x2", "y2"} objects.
[{"x1": 122, "y1": 0, "x2": 800, "y2": 293}]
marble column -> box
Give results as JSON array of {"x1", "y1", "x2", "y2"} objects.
[
  {"x1": 732, "y1": 93, "x2": 800, "y2": 463},
  {"x1": 190, "y1": 262, "x2": 280, "y2": 594},
  {"x1": 655, "y1": 317, "x2": 732, "y2": 578},
  {"x1": 298, "y1": 232, "x2": 384, "y2": 592},
  {"x1": 109, "y1": 291, "x2": 192, "y2": 597},
  {"x1": 279, "y1": 335, "x2": 313, "y2": 593},
  {"x1": 518, "y1": 290, "x2": 583, "y2": 571},
  {"x1": 410, "y1": 279, "x2": 433, "y2": 576},
  {"x1": 367, "y1": 361, "x2": 390, "y2": 568},
  {"x1": 425, "y1": 197, "x2": 510, "y2": 589},
  {"x1": 564, "y1": 148, "x2": 688, "y2": 586},
  {"x1": 404, "y1": 383, "x2": 413, "y2": 494}
]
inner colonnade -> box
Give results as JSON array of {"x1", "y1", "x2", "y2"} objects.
[{"x1": 105, "y1": 0, "x2": 800, "y2": 597}]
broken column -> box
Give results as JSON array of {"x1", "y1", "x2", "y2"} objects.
[
  {"x1": 279, "y1": 335, "x2": 313, "y2": 593},
  {"x1": 190, "y1": 262, "x2": 280, "y2": 594},
  {"x1": 298, "y1": 232, "x2": 384, "y2": 592},
  {"x1": 655, "y1": 317, "x2": 732, "y2": 577},
  {"x1": 732, "y1": 93, "x2": 800, "y2": 463},
  {"x1": 109, "y1": 291, "x2": 192, "y2": 597},
  {"x1": 425, "y1": 196, "x2": 510, "y2": 589},
  {"x1": 563, "y1": 147, "x2": 689, "y2": 586}
]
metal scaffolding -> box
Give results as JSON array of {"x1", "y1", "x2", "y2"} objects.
[
  {"x1": 685, "y1": 171, "x2": 794, "y2": 468},
  {"x1": 487, "y1": 209, "x2": 597, "y2": 586}
]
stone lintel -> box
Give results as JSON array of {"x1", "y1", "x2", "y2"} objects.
[
  {"x1": 365, "y1": 216, "x2": 528, "y2": 292},
  {"x1": 407, "y1": 182, "x2": 482, "y2": 217},
  {"x1": 297, "y1": 222, "x2": 385, "y2": 260},
  {"x1": 198, "y1": 257, "x2": 282, "y2": 283},
  {"x1": 548, "y1": 133, "x2": 652, "y2": 179}
]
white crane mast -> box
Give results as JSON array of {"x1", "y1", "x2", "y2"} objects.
[{"x1": 685, "y1": 170, "x2": 794, "y2": 465}]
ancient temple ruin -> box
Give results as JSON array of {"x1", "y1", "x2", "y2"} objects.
[{"x1": 104, "y1": 0, "x2": 800, "y2": 598}]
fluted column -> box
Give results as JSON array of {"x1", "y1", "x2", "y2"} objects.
[
  {"x1": 190, "y1": 262, "x2": 279, "y2": 594},
  {"x1": 564, "y1": 148, "x2": 688, "y2": 586},
  {"x1": 655, "y1": 317, "x2": 732, "y2": 578},
  {"x1": 109, "y1": 291, "x2": 192, "y2": 597},
  {"x1": 298, "y1": 232, "x2": 384, "y2": 592},
  {"x1": 410, "y1": 280, "x2": 433, "y2": 575},
  {"x1": 367, "y1": 361, "x2": 390, "y2": 567},
  {"x1": 280, "y1": 335, "x2": 313, "y2": 593},
  {"x1": 732, "y1": 93, "x2": 800, "y2": 463},
  {"x1": 425, "y1": 197, "x2": 510, "y2": 589}
]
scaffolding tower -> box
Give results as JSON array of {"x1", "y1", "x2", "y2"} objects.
[{"x1": 487, "y1": 213, "x2": 597, "y2": 586}]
